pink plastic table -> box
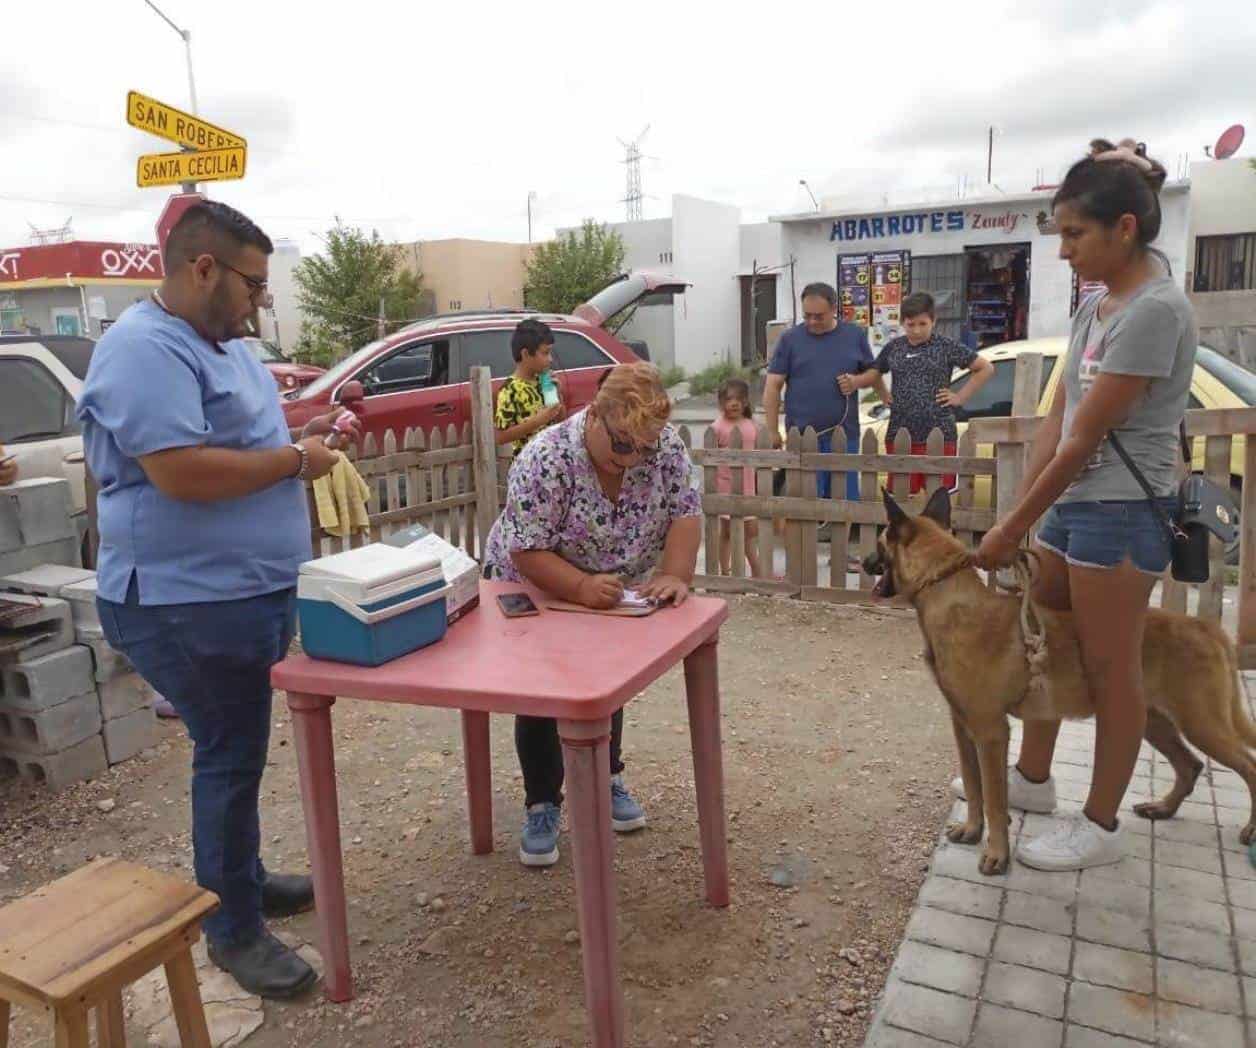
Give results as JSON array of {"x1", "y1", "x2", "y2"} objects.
[{"x1": 271, "y1": 580, "x2": 730, "y2": 1048}]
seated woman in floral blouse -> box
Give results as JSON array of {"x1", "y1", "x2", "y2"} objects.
[{"x1": 483, "y1": 362, "x2": 702, "y2": 867}]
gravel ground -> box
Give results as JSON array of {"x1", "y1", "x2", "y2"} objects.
[{"x1": 0, "y1": 595, "x2": 956, "y2": 1048}]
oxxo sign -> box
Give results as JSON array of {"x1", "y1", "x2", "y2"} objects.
[
  {"x1": 100, "y1": 245, "x2": 161, "y2": 277},
  {"x1": 830, "y1": 208, "x2": 1027, "y2": 242}
]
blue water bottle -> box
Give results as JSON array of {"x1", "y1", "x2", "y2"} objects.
[{"x1": 539, "y1": 370, "x2": 560, "y2": 407}]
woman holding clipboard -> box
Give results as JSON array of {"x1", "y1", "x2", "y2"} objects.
[{"x1": 482, "y1": 362, "x2": 702, "y2": 867}]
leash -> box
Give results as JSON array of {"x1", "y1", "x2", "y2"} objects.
[
  {"x1": 1007, "y1": 550, "x2": 1052, "y2": 713},
  {"x1": 908, "y1": 548, "x2": 1053, "y2": 712}
]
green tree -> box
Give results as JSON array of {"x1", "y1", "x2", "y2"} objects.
[
  {"x1": 524, "y1": 219, "x2": 626, "y2": 314},
  {"x1": 292, "y1": 221, "x2": 428, "y2": 367}
]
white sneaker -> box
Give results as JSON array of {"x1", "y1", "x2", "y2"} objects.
[
  {"x1": 1017, "y1": 811, "x2": 1123, "y2": 871},
  {"x1": 949, "y1": 766, "x2": 1057, "y2": 814}
]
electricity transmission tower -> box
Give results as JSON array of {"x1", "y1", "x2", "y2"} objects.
[
  {"x1": 28, "y1": 220, "x2": 74, "y2": 245},
  {"x1": 618, "y1": 125, "x2": 650, "y2": 222}
]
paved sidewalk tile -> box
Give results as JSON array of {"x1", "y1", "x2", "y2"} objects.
[
  {"x1": 1062, "y1": 1025, "x2": 1147, "y2": 1047},
  {"x1": 982, "y1": 961, "x2": 1066, "y2": 1019},
  {"x1": 891, "y1": 940, "x2": 984, "y2": 997},
  {"x1": 1156, "y1": 956, "x2": 1243, "y2": 1015},
  {"x1": 1002, "y1": 891, "x2": 1074, "y2": 937},
  {"x1": 864, "y1": 1023, "x2": 954, "y2": 1048},
  {"x1": 1156, "y1": 838, "x2": 1224, "y2": 875},
  {"x1": 1066, "y1": 982, "x2": 1155, "y2": 1042},
  {"x1": 1074, "y1": 901, "x2": 1152, "y2": 953},
  {"x1": 1076, "y1": 875, "x2": 1149, "y2": 918},
  {"x1": 918, "y1": 876, "x2": 1003, "y2": 921},
  {"x1": 1156, "y1": 864, "x2": 1229, "y2": 905},
  {"x1": 1226, "y1": 876, "x2": 1256, "y2": 912},
  {"x1": 1071, "y1": 941, "x2": 1153, "y2": 995},
  {"x1": 992, "y1": 925, "x2": 1071, "y2": 976},
  {"x1": 1157, "y1": 1000, "x2": 1245, "y2": 1047},
  {"x1": 905, "y1": 907, "x2": 997, "y2": 957},
  {"x1": 1155, "y1": 923, "x2": 1237, "y2": 972},
  {"x1": 876, "y1": 979, "x2": 976, "y2": 1046},
  {"x1": 970, "y1": 1003, "x2": 1062, "y2": 1048},
  {"x1": 1154, "y1": 890, "x2": 1232, "y2": 935}
]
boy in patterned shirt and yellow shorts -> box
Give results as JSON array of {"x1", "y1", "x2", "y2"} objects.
[{"x1": 495, "y1": 318, "x2": 564, "y2": 458}]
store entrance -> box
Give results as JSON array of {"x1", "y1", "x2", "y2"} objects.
[{"x1": 964, "y1": 243, "x2": 1030, "y2": 349}]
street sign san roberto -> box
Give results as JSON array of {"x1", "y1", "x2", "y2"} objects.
[{"x1": 127, "y1": 90, "x2": 248, "y2": 189}]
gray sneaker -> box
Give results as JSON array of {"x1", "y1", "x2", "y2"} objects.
[
  {"x1": 519, "y1": 802, "x2": 561, "y2": 867},
  {"x1": 611, "y1": 775, "x2": 646, "y2": 833}
]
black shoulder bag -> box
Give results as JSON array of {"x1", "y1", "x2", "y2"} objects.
[{"x1": 1108, "y1": 423, "x2": 1240, "y2": 583}]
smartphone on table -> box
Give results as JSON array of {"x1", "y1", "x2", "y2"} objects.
[{"x1": 497, "y1": 592, "x2": 540, "y2": 618}]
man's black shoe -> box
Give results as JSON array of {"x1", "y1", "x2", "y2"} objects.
[
  {"x1": 208, "y1": 930, "x2": 318, "y2": 999},
  {"x1": 262, "y1": 872, "x2": 315, "y2": 918}
]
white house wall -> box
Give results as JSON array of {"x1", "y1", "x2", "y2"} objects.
[
  {"x1": 671, "y1": 195, "x2": 741, "y2": 373},
  {"x1": 603, "y1": 217, "x2": 677, "y2": 369}
]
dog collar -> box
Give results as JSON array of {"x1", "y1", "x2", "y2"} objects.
[{"x1": 903, "y1": 554, "x2": 974, "y2": 601}]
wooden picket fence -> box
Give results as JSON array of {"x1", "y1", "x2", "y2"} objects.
[
  {"x1": 679, "y1": 424, "x2": 997, "y2": 603},
  {"x1": 304, "y1": 369, "x2": 509, "y2": 560}
]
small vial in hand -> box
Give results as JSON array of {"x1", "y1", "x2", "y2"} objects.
[{"x1": 323, "y1": 412, "x2": 356, "y2": 449}]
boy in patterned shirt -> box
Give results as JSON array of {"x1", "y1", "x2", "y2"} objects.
[
  {"x1": 495, "y1": 318, "x2": 564, "y2": 458},
  {"x1": 839, "y1": 292, "x2": 994, "y2": 492}
]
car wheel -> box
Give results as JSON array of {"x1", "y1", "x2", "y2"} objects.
[{"x1": 1226, "y1": 478, "x2": 1242, "y2": 566}]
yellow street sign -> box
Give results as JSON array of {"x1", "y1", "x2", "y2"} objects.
[
  {"x1": 137, "y1": 147, "x2": 247, "y2": 188},
  {"x1": 127, "y1": 90, "x2": 246, "y2": 151}
]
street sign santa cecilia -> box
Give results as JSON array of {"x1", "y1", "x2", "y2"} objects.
[
  {"x1": 127, "y1": 90, "x2": 246, "y2": 151},
  {"x1": 137, "y1": 147, "x2": 247, "y2": 188}
]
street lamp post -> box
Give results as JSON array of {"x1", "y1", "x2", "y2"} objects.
[
  {"x1": 799, "y1": 179, "x2": 820, "y2": 212},
  {"x1": 143, "y1": 0, "x2": 200, "y2": 192}
]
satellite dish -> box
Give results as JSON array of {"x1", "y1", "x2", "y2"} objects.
[{"x1": 1214, "y1": 124, "x2": 1246, "y2": 160}]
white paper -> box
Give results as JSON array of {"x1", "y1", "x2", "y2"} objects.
[{"x1": 619, "y1": 589, "x2": 657, "y2": 609}]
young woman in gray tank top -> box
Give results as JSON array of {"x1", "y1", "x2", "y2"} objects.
[{"x1": 973, "y1": 139, "x2": 1196, "y2": 872}]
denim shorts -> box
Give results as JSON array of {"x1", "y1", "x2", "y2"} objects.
[{"x1": 1036, "y1": 498, "x2": 1175, "y2": 575}]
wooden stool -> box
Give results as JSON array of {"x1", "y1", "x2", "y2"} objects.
[{"x1": 0, "y1": 857, "x2": 219, "y2": 1047}]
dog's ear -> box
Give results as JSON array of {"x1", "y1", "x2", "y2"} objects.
[
  {"x1": 882, "y1": 487, "x2": 909, "y2": 533},
  {"x1": 921, "y1": 486, "x2": 952, "y2": 531}
]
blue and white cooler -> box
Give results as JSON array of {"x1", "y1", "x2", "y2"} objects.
[{"x1": 297, "y1": 543, "x2": 450, "y2": 666}]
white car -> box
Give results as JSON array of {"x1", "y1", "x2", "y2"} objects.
[{"x1": 0, "y1": 335, "x2": 92, "y2": 559}]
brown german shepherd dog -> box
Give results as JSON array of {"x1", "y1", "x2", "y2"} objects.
[{"x1": 862, "y1": 486, "x2": 1256, "y2": 876}]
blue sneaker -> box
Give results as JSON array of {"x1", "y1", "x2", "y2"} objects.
[
  {"x1": 611, "y1": 775, "x2": 646, "y2": 833},
  {"x1": 519, "y1": 802, "x2": 561, "y2": 867}
]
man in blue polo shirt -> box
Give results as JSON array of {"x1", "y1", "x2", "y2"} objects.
[
  {"x1": 764, "y1": 283, "x2": 886, "y2": 513},
  {"x1": 77, "y1": 201, "x2": 349, "y2": 999}
]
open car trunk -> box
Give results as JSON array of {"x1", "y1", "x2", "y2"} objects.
[{"x1": 573, "y1": 272, "x2": 691, "y2": 328}]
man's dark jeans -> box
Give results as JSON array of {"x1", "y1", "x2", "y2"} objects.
[{"x1": 97, "y1": 576, "x2": 296, "y2": 946}]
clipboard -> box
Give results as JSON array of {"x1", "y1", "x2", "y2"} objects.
[{"x1": 543, "y1": 600, "x2": 660, "y2": 617}]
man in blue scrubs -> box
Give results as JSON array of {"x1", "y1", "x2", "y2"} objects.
[
  {"x1": 77, "y1": 201, "x2": 348, "y2": 998},
  {"x1": 763, "y1": 283, "x2": 886, "y2": 538}
]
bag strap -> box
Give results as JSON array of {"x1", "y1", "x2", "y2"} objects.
[{"x1": 1108, "y1": 430, "x2": 1185, "y2": 541}]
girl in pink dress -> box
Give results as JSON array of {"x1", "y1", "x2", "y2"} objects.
[{"x1": 712, "y1": 378, "x2": 761, "y2": 577}]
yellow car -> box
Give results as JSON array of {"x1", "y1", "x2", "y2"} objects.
[{"x1": 864, "y1": 337, "x2": 1253, "y2": 509}]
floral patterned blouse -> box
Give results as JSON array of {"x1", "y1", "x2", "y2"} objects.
[{"x1": 483, "y1": 409, "x2": 701, "y2": 585}]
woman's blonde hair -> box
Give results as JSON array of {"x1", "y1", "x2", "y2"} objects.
[{"x1": 593, "y1": 362, "x2": 671, "y2": 438}]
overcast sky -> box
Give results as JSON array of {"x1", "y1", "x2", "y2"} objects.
[{"x1": 2, "y1": 0, "x2": 1251, "y2": 258}]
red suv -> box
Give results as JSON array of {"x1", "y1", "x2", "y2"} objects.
[{"x1": 281, "y1": 273, "x2": 687, "y2": 444}]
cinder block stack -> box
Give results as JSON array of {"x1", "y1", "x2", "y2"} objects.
[
  {"x1": 0, "y1": 478, "x2": 81, "y2": 576},
  {"x1": 1, "y1": 560, "x2": 159, "y2": 790}
]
